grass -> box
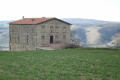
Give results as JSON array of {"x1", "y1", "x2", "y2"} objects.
[{"x1": 0, "y1": 48, "x2": 120, "y2": 80}]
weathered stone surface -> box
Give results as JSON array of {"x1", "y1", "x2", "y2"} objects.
[{"x1": 9, "y1": 19, "x2": 71, "y2": 51}]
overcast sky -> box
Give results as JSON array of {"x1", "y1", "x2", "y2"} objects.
[{"x1": 0, "y1": 0, "x2": 120, "y2": 22}]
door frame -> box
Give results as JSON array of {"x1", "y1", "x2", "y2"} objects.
[{"x1": 50, "y1": 36, "x2": 53, "y2": 44}]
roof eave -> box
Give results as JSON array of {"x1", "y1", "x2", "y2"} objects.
[{"x1": 9, "y1": 18, "x2": 72, "y2": 25}]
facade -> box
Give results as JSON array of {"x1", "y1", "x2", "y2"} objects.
[{"x1": 9, "y1": 17, "x2": 71, "y2": 51}]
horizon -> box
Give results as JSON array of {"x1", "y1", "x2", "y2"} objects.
[
  {"x1": 0, "y1": 17, "x2": 119, "y2": 23},
  {"x1": 0, "y1": 0, "x2": 120, "y2": 22}
]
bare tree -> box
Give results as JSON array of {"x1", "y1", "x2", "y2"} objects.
[
  {"x1": 64, "y1": 31, "x2": 81, "y2": 48},
  {"x1": 112, "y1": 29, "x2": 120, "y2": 48},
  {"x1": 63, "y1": 31, "x2": 81, "y2": 48},
  {"x1": 70, "y1": 31, "x2": 80, "y2": 46}
]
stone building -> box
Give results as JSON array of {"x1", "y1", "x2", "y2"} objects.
[{"x1": 9, "y1": 17, "x2": 71, "y2": 51}]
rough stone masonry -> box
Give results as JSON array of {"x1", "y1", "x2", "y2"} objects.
[{"x1": 9, "y1": 17, "x2": 71, "y2": 51}]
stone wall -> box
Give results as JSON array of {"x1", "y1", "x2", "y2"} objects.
[
  {"x1": 9, "y1": 19, "x2": 71, "y2": 51},
  {"x1": 9, "y1": 24, "x2": 37, "y2": 51},
  {"x1": 36, "y1": 19, "x2": 71, "y2": 48}
]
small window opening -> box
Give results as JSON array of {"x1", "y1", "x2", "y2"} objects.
[{"x1": 32, "y1": 19, "x2": 35, "y2": 21}]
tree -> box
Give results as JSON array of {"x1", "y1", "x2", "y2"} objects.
[
  {"x1": 64, "y1": 31, "x2": 81, "y2": 48},
  {"x1": 112, "y1": 29, "x2": 120, "y2": 48},
  {"x1": 70, "y1": 31, "x2": 80, "y2": 46}
]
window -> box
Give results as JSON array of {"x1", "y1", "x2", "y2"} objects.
[
  {"x1": 63, "y1": 35, "x2": 66, "y2": 43},
  {"x1": 42, "y1": 26, "x2": 45, "y2": 32},
  {"x1": 15, "y1": 34, "x2": 17, "y2": 43},
  {"x1": 10, "y1": 34, "x2": 11, "y2": 43},
  {"x1": 10, "y1": 33, "x2": 13, "y2": 43},
  {"x1": 18, "y1": 35, "x2": 20, "y2": 44},
  {"x1": 27, "y1": 26, "x2": 29, "y2": 32},
  {"x1": 32, "y1": 19, "x2": 35, "y2": 21},
  {"x1": 63, "y1": 26, "x2": 66, "y2": 32},
  {"x1": 63, "y1": 35, "x2": 66, "y2": 39},
  {"x1": 50, "y1": 26, "x2": 53, "y2": 32},
  {"x1": 32, "y1": 27, "x2": 35, "y2": 33},
  {"x1": 55, "y1": 34, "x2": 58, "y2": 39},
  {"x1": 50, "y1": 26, "x2": 53, "y2": 29},
  {"x1": 41, "y1": 36, "x2": 45, "y2": 44},
  {"x1": 55, "y1": 26, "x2": 59, "y2": 32},
  {"x1": 13, "y1": 26, "x2": 15, "y2": 32},
  {"x1": 41, "y1": 36, "x2": 45, "y2": 40},
  {"x1": 24, "y1": 26, "x2": 27, "y2": 32},
  {"x1": 27, "y1": 35, "x2": 29, "y2": 44},
  {"x1": 10, "y1": 26, "x2": 13, "y2": 32}
]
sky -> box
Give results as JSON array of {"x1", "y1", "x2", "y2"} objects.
[{"x1": 0, "y1": 0, "x2": 120, "y2": 22}]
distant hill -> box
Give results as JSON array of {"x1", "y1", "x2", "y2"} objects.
[
  {"x1": 0, "y1": 21, "x2": 10, "y2": 25},
  {"x1": 62, "y1": 18, "x2": 120, "y2": 47},
  {"x1": 0, "y1": 19, "x2": 120, "y2": 49},
  {"x1": 62, "y1": 18, "x2": 111, "y2": 24},
  {"x1": 0, "y1": 21, "x2": 11, "y2": 50}
]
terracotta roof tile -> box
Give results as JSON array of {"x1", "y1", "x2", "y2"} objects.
[{"x1": 10, "y1": 17, "x2": 54, "y2": 24}]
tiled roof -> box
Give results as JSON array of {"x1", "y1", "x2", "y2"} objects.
[
  {"x1": 10, "y1": 17, "x2": 72, "y2": 25},
  {"x1": 9, "y1": 17, "x2": 54, "y2": 24}
]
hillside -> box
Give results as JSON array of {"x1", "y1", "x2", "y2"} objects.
[
  {"x1": 0, "y1": 48, "x2": 120, "y2": 80},
  {"x1": 62, "y1": 19, "x2": 120, "y2": 47},
  {"x1": 62, "y1": 18, "x2": 110, "y2": 24},
  {"x1": 0, "y1": 21, "x2": 11, "y2": 50},
  {"x1": 0, "y1": 19, "x2": 120, "y2": 49}
]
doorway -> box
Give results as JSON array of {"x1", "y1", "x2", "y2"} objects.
[{"x1": 50, "y1": 36, "x2": 53, "y2": 44}]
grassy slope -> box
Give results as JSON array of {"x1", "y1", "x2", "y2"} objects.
[{"x1": 0, "y1": 48, "x2": 120, "y2": 80}]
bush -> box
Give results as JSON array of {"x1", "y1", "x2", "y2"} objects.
[{"x1": 64, "y1": 44, "x2": 82, "y2": 49}]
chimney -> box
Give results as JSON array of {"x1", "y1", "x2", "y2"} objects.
[
  {"x1": 23, "y1": 16, "x2": 24, "y2": 19},
  {"x1": 42, "y1": 17, "x2": 45, "y2": 18}
]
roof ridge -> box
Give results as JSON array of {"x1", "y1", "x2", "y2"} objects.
[
  {"x1": 9, "y1": 17, "x2": 71, "y2": 25},
  {"x1": 24, "y1": 17, "x2": 55, "y2": 19}
]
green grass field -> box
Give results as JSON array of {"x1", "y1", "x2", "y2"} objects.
[{"x1": 0, "y1": 48, "x2": 120, "y2": 80}]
